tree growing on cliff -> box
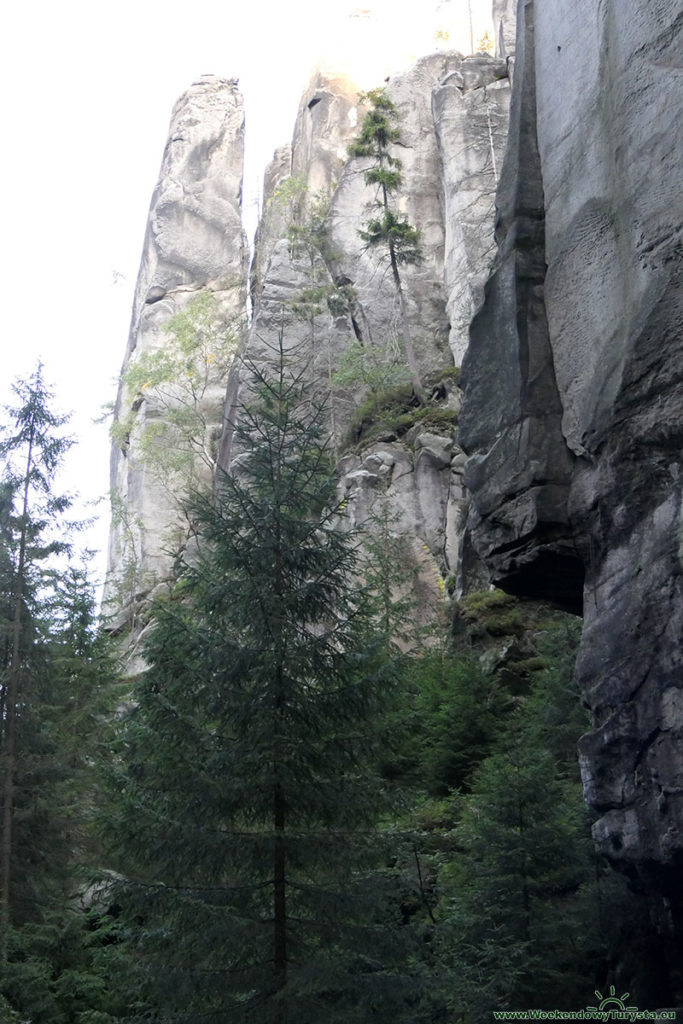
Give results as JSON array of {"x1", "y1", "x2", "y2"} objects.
[
  {"x1": 111, "y1": 291, "x2": 240, "y2": 488},
  {"x1": 286, "y1": 187, "x2": 352, "y2": 452},
  {"x1": 349, "y1": 89, "x2": 425, "y2": 404},
  {"x1": 104, "y1": 337, "x2": 421, "y2": 1023}
]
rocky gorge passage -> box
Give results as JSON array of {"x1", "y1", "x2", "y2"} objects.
[{"x1": 105, "y1": 0, "x2": 683, "y2": 958}]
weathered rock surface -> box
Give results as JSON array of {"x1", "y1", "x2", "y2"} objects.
[
  {"x1": 433, "y1": 55, "x2": 510, "y2": 362},
  {"x1": 459, "y1": 0, "x2": 683, "y2": 938},
  {"x1": 328, "y1": 52, "x2": 508, "y2": 373},
  {"x1": 459, "y1": 0, "x2": 581, "y2": 613},
  {"x1": 492, "y1": 0, "x2": 518, "y2": 58},
  {"x1": 220, "y1": 54, "x2": 509, "y2": 584},
  {"x1": 339, "y1": 438, "x2": 466, "y2": 588},
  {"x1": 327, "y1": 54, "x2": 453, "y2": 376},
  {"x1": 251, "y1": 70, "x2": 360, "y2": 315},
  {"x1": 105, "y1": 75, "x2": 248, "y2": 627}
]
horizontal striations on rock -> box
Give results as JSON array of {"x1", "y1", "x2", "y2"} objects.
[
  {"x1": 105, "y1": 75, "x2": 248, "y2": 638},
  {"x1": 460, "y1": 0, "x2": 683, "y2": 939}
]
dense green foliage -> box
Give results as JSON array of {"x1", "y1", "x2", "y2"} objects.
[
  {"x1": 349, "y1": 90, "x2": 421, "y2": 268},
  {"x1": 101, "y1": 342, "x2": 422, "y2": 1023},
  {"x1": 0, "y1": 368, "x2": 119, "y2": 1021},
  {"x1": 395, "y1": 613, "x2": 667, "y2": 1017},
  {"x1": 0, "y1": 365, "x2": 669, "y2": 1020}
]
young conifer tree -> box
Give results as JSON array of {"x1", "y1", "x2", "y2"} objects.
[
  {"x1": 105, "y1": 336, "x2": 421, "y2": 1023},
  {"x1": 349, "y1": 89, "x2": 425, "y2": 404},
  {"x1": 0, "y1": 365, "x2": 74, "y2": 943},
  {"x1": 0, "y1": 367, "x2": 119, "y2": 1020}
]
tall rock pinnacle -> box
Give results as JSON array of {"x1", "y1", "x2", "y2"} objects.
[{"x1": 105, "y1": 75, "x2": 248, "y2": 635}]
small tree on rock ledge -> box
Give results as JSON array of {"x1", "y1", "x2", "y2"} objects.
[{"x1": 349, "y1": 89, "x2": 425, "y2": 405}]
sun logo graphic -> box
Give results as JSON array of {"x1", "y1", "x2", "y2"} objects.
[{"x1": 586, "y1": 985, "x2": 638, "y2": 1013}]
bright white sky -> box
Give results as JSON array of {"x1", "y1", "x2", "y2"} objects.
[{"x1": 1, "y1": 0, "x2": 493, "y2": 587}]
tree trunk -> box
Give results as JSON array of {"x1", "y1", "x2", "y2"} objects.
[
  {"x1": 389, "y1": 242, "x2": 426, "y2": 405},
  {"x1": 273, "y1": 776, "x2": 287, "y2": 1024},
  {"x1": 272, "y1": 448, "x2": 288, "y2": 1024}
]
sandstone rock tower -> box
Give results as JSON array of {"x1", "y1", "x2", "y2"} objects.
[
  {"x1": 107, "y1": 44, "x2": 512, "y2": 633},
  {"x1": 104, "y1": 0, "x2": 683, "y2": 969},
  {"x1": 105, "y1": 75, "x2": 248, "y2": 631}
]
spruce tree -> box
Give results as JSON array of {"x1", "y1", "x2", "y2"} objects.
[
  {"x1": 0, "y1": 365, "x2": 74, "y2": 941},
  {"x1": 104, "y1": 339, "x2": 420, "y2": 1023},
  {"x1": 0, "y1": 366, "x2": 119, "y2": 1020},
  {"x1": 349, "y1": 89, "x2": 425, "y2": 404},
  {"x1": 435, "y1": 627, "x2": 624, "y2": 1017}
]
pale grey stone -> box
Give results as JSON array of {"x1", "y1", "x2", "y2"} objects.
[
  {"x1": 328, "y1": 54, "x2": 460, "y2": 376},
  {"x1": 492, "y1": 0, "x2": 519, "y2": 58},
  {"x1": 104, "y1": 76, "x2": 248, "y2": 621},
  {"x1": 433, "y1": 57, "x2": 510, "y2": 362}
]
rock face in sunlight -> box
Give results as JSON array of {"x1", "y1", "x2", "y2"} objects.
[
  {"x1": 492, "y1": 0, "x2": 518, "y2": 57},
  {"x1": 459, "y1": 0, "x2": 683, "y2": 929},
  {"x1": 106, "y1": 56, "x2": 509, "y2": 641},
  {"x1": 219, "y1": 54, "x2": 509, "y2": 604},
  {"x1": 104, "y1": 75, "x2": 248, "y2": 640},
  {"x1": 432, "y1": 54, "x2": 510, "y2": 362}
]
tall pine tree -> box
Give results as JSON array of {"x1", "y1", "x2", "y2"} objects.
[
  {"x1": 105, "y1": 338, "x2": 420, "y2": 1023},
  {"x1": 0, "y1": 366, "x2": 119, "y2": 1021},
  {"x1": 0, "y1": 365, "x2": 74, "y2": 943}
]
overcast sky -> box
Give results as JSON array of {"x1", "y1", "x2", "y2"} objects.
[{"x1": 1, "y1": 0, "x2": 493, "y2": 586}]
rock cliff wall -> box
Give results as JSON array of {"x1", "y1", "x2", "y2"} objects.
[
  {"x1": 219, "y1": 51, "x2": 510, "y2": 601},
  {"x1": 106, "y1": 44, "x2": 510, "y2": 633},
  {"x1": 459, "y1": 0, "x2": 683, "y2": 936}
]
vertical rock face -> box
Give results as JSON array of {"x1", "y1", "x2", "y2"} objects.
[
  {"x1": 323, "y1": 52, "x2": 508, "y2": 373},
  {"x1": 105, "y1": 76, "x2": 248, "y2": 627},
  {"x1": 327, "y1": 54, "x2": 456, "y2": 375},
  {"x1": 459, "y1": 0, "x2": 580, "y2": 612},
  {"x1": 433, "y1": 55, "x2": 510, "y2": 362},
  {"x1": 460, "y1": 0, "x2": 683, "y2": 935},
  {"x1": 107, "y1": 53, "x2": 511, "y2": 633},
  {"x1": 492, "y1": 0, "x2": 518, "y2": 57},
  {"x1": 102, "y1": 0, "x2": 683, "y2": 972},
  {"x1": 220, "y1": 53, "x2": 510, "y2": 591},
  {"x1": 250, "y1": 70, "x2": 360, "y2": 313}
]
